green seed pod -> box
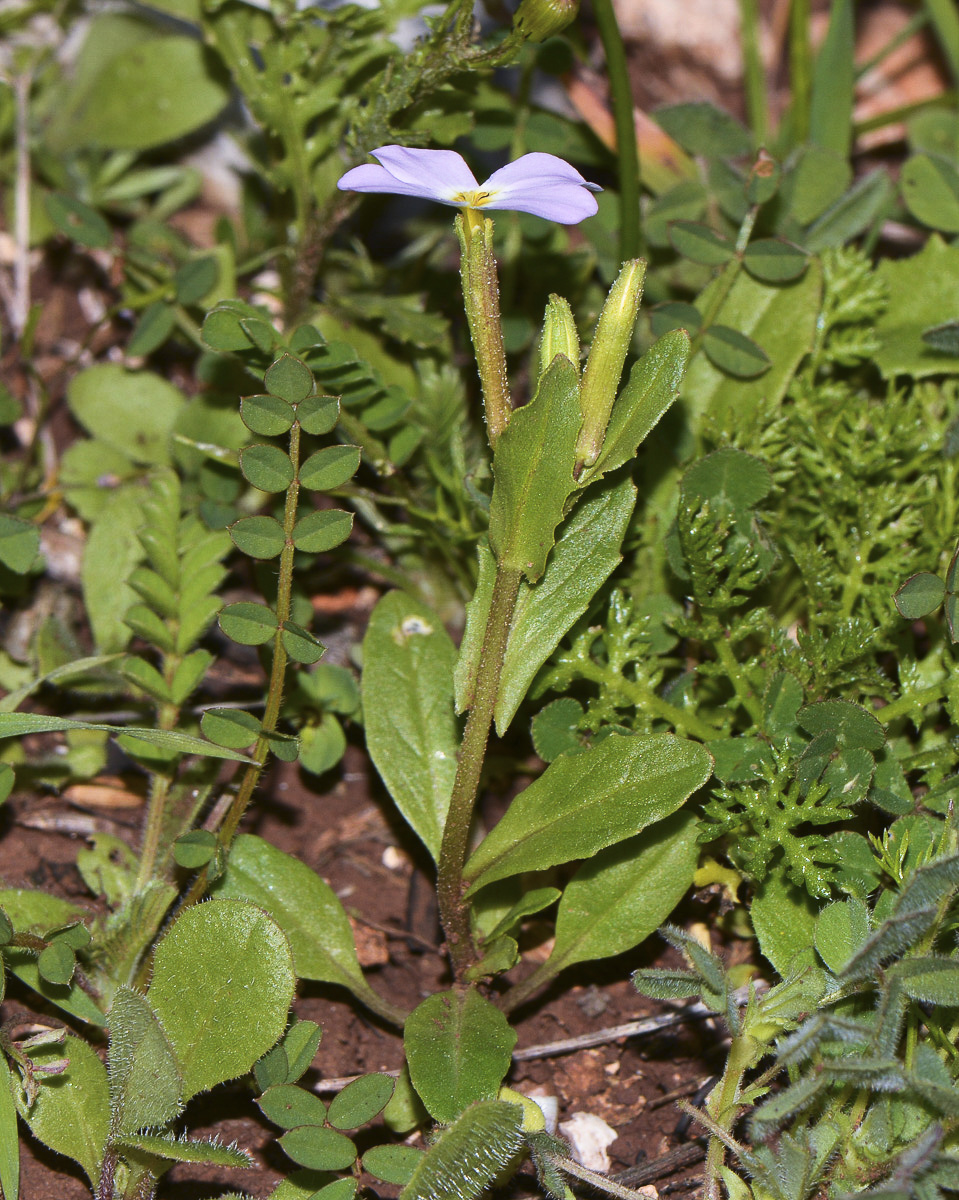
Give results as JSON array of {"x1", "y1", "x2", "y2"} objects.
[
  {"x1": 537, "y1": 294, "x2": 580, "y2": 381},
  {"x1": 575, "y1": 258, "x2": 646, "y2": 470},
  {"x1": 513, "y1": 0, "x2": 579, "y2": 41}
]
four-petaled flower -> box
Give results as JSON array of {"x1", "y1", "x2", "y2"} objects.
[{"x1": 337, "y1": 145, "x2": 601, "y2": 225}]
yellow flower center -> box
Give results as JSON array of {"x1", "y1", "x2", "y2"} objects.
[{"x1": 452, "y1": 189, "x2": 494, "y2": 208}]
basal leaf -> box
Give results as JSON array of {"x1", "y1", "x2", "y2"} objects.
[
  {"x1": 362, "y1": 592, "x2": 458, "y2": 861},
  {"x1": 463, "y1": 734, "x2": 711, "y2": 894},
  {"x1": 107, "y1": 985, "x2": 183, "y2": 1134},
  {"x1": 405, "y1": 990, "x2": 516, "y2": 1123}
]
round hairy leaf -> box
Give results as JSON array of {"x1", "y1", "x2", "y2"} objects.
[
  {"x1": 742, "y1": 239, "x2": 808, "y2": 283},
  {"x1": 279, "y1": 1126, "x2": 357, "y2": 1171},
  {"x1": 219, "y1": 601, "x2": 278, "y2": 645},
  {"x1": 668, "y1": 220, "x2": 734, "y2": 266},
  {"x1": 902, "y1": 153, "x2": 959, "y2": 233},
  {"x1": 296, "y1": 394, "x2": 339, "y2": 435},
  {"x1": 258, "y1": 1084, "x2": 328, "y2": 1130},
  {"x1": 201, "y1": 707, "x2": 262, "y2": 749},
  {"x1": 291, "y1": 510, "x2": 353, "y2": 554},
  {"x1": 147, "y1": 900, "x2": 295, "y2": 1100},
  {"x1": 241, "y1": 394, "x2": 296, "y2": 437},
  {"x1": 895, "y1": 572, "x2": 946, "y2": 620},
  {"x1": 405, "y1": 989, "x2": 515, "y2": 1123},
  {"x1": 363, "y1": 1145, "x2": 423, "y2": 1185},
  {"x1": 230, "y1": 515, "x2": 286, "y2": 559},
  {"x1": 172, "y1": 830, "x2": 218, "y2": 869},
  {"x1": 265, "y1": 355, "x2": 314, "y2": 405},
  {"x1": 240, "y1": 445, "x2": 295, "y2": 493},
  {"x1": 299, "y1": 446, "x2": 360, "y2": 492},
  {"x1": 327, "y1": 1074, "x2": 395, "y2": 1130},
  {"x1": 702, "y1": 325, "x2": 771, "y2": 377}
]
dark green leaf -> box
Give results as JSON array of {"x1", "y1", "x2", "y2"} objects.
[
  {"x1": 702, "y1": 325, "x2": 770, "y2": 378},
  {"x1": 809, "y1": 0, "x2": 854, "y2": 156},
  {"x1": 798, "y1": 699, "x2": 884, "y2": 751},
  {"x1": 895, "y1": 572, "x2": 946, "y2": 619},
  {"x1": 282, "y1": 622, "x2": 326, "y2": 665},
  {"x1": 240, "y1": 444, "x2": 295, "y2": 493},
  {"x1": 265, "y1": 355, "x2": 314, "y2": 405},
  {"x1": 463, "y1": 734, "x2": 712, "y2": 893},
  {"x1": 218, "y1": 601, "x2": 278, "y2": 646},
  {"x1": 742, "y1": 239, "x2": 808, "y2": 283},
  {"x1": 38, "y1": 941, "x2": 76, "y2": 986},
  {"x1": 44, "y1": 193, "x2": 111, "y2": 249},
  {"x1": 279, "y1": 1127, "x2": 357, "y2": 1171},
  {"x1": 296, "y1": 394, "x2": 339, "y2": 435},
  {"x1": 327, "y1": 1074, "x2": 395, "y2": 1129},
  {"x1": 241, "y1": 394, "x2": 296, "y2": 437},
  {"x1": 0, "y1": 515, "x2": 40, "y2": 574},
  {"x1": 921, "y1": 322, "x2": 959, "y2": 356},
  {"x1": 172, "y1": 829, "x2": 218, "y2": 869},
  {"x1": 299, "y1": 446, "x2": 360, "y2": 492},
  {"x1": 174, "y1": 257, "x2": 218, "y2": 305},
  {"x1": 127, "y1": 301, "x2": 177, "y2": 357},
  {"x1": 230, "y1": 515, "x2": 286, "y2": 559},
  {"x1": 668, "y1": 221, "x2": 734, "y2": 266},
  {"x1": 258, "y1": 1084, "x2": 328, "y2": 1130},
  {"x1": 653, "y1": 102, "x2": 752, "y2": 158},
  {"x1": 405, "y1": 989, "x2": 516, "y2": 1123},
  {"x1": 363, "y1": 1145, "x2": 424, "y2": 1185},
  {"x1": 291, "y1": 510, "x2": 353, "y2": 554},
  {"x1": 649, "y1": 302, "x2": 702, "y2": 338}
]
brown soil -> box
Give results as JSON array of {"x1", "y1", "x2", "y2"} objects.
[{"x1": 0, "y1": 739, "x2": 733, "y2": 1200}]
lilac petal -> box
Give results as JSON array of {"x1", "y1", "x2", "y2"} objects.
[
  {"x1": 481, "y1": 152, "x2": 601, "y2": 223},
  {"x1": 337, "y1": 146, "x2": 478, "y2": 203}
]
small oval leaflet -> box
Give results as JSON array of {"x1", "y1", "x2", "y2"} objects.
[
  {"x1": 363, "y1": 1144, "x2": 423, "y2": 1185},
  {"x1": 279, "y1": 1125, "x2": 357, "y2": 1171},
  {"x1": 265, "y1": 355, "x2": 315, "y2": 405},
  {"x1": 327, "y1": 1073, "x2": 395, "y2": 1129},
  {"x1": 668, "y1": 220, "x2": 735, "y2": 267},
  {"x1": 219, "y1": 601, "x2": 278, "y2": 645},
  {"x1": 292, "y1": 510, "x2": 353, "y2": 554},
  {"x1": 258, "y1": 1082, "x2": 328, "y2": 1130},
  {"x1": 894, "y1": 572, "x2": 946, "y2": 621},
  {"x1": 296, "y1": 394, "x2": 339, "y2": 435},
  {"x1": 230, "y1": 515, "x2": 286, "y2": 560},
  {"x1": 241, "y1": 394, "x2": 296, "y2": 437},
  {"x1": 201, "y1": 707, "x2": 262, "y2": 749},
  {"x1": 299, "y1": 445, "x2": 360, "y2": 492},
  {"x1": 702, "y1": 324, "x2": 770, "y2": 378},
  {"x1": 240, "y1": 444, "x2": 296, "y2": 493}
]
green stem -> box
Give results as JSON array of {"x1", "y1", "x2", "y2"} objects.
[
  {"x1": 701, "y1": 1032, "x2": 758, "y2": 1200},
  {"x1": 458, "y1": 214, "x2": 512, "y2": 447},
  {"x1": 712, "y1": 630, "x2": 764, "y2": 726},
  {"x1": 437, "y1": 564, "x2": 522, "y2": 979},
  {"x1": 592, "y1": 0, "x2": 643, "y2": 261},
  {"x1": 739, "y1": 0, "x2": 769, "y2": 145},
  {"x1": 876, "y1": 681, "x2": 946, "y2": 725}
]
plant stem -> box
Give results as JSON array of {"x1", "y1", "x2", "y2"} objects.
[
  {"x1": 180, "y1": 425, "x2": 302, "y2": 909},
  {"x1": 592, "y1": 0, "x2": 643, "y2": 261},
  {"x1": 437, "y1": 564, "x2": 522, "y2": 979},
  {"x1": 458, "y1": 215, "x2": 511, "y2": 446},
  {"x1": 789, "y1": 0, "x2": 812, "y2": 144}
]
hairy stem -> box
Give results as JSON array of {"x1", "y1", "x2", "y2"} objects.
[
  {"x1": 458, "y1": 214, "x2": 511, "y2": 446},
  {"x1": 437, "y1": 564, "x2": 522, "y2": 978}
]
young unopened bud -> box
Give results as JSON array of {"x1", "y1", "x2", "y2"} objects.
[
  {"x1": 513, "y1": 0, "x2": 579, "y2": 42},
  {"x1": 575, "y1": 259, "x2": 646, "y2": 471},
  {"x1": 537, "y1": 294, "x2": 580, "y2": 380}
]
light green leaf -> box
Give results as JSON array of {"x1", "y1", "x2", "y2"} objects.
[
  {"x1": 405, "y1": 990, "x2": 516, "y2": 1123},
  {"x1": 463, "y1": 734, "x2": 712, "y2": 894},
  {"x1": 83, "y1": 484, "x2": 150, "y2": 652},
  {"x1": 362, "y1": 592, "x2": 458, "y2": 861},
  {"x1": 399, "y1": 1100, "x2": 524, "y2": 1200},
  {"x1": 539, "y1": 810, "x2": 699, "y2": 978},
  {"x1": 213, "y1": 834, "x2": 397, "y2": 1022},
  {"x1": 750, "y1": 875, "x2": 819, "y2": 975},
  {"x1": 107, "y1": 986, "x2": 183, "y2": 1134},
  {"x1": 17, "y1": 1035, "x2": 110, "y2": 1188},
  {"x1": 874, "y1": 235, "x2": 959, "y2": 379},
  {"x1": 0, "y1": 514, "x2": 40, "y2": 574},
  {"x1": 680, "y1": 257, "x2": 822, "y2": 434},
  {"x1": 487, "y1": 356, "x2": 582, "y2": 581},
  {"x1": 327, "y1": 1074, "x2": 395, "y2": 1129},
  {"x1": 147, "y1": 900, "x2": 294, "y2": 1100},
  {"x1": 67, "y1": 365, "x2": 184, "y2": 465},
  {"x1": 815, "y1": 898, "x2": 869, "y2": 974},
  {"x1": 279, "y1": 1127, "x2": 357, "y2": 1171},
  {"x1": 115, "y1": 1133, "x2": 254, "y2": 1167},
  {"x1": 809, "y1": 0, "x2": 854, "y2": 156},
  {"x1": 901, "y1": 152, "x2": 959, "y2": 232}
]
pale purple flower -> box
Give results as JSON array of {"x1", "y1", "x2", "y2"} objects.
[{"x1": 337, "y1": 145, "x2": 601, "y2": 224}]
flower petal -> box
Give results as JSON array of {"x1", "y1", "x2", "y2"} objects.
[
  {"x1": 481, "y1": 152, "x2": 601, "y2": 223},
  {"x1": 337, "y1": 146, "x2": 479, "y2": 204}
]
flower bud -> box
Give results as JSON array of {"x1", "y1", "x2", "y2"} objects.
[
  {"x1": 575, "y1": 259, "x2": 646, "y2": 471},
  {"x1": 513, "y1": 0, "x2": 579, "y2": 42},
  {"x1": 537, "y1": 294, "x2": 580, "y2": 380}
]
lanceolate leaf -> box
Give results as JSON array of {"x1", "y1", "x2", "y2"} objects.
[
  {"x1": 535, "y1": 810, "x2": 699, "y2": 982},
  {"x1": 214, "y1": 835, "x2": 398, "y2": 1022},
  {"x1": 463, "y1": 734, "x2": 712, "y2": 894},
  {"x1": 405, "y1": 989, "x2": 516, "y2": 1123},
  {"x1": 362, "y1": 592, "x2": 459, "y2": 861},
  {"x1": 399, "y1": 1100, "x2": 524, "y2": 1200},
  {"x1": 0, "y1": 713, "x2": 252, "y2": 761},
  {"x1": 114, "y1": 1134, "x2": 254, "y2": 1167},
  {"x1": 487, "y1": 356, "x2": 582, "y2": 581}
]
